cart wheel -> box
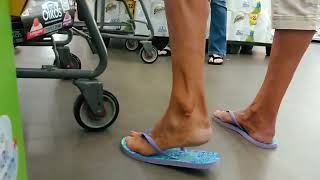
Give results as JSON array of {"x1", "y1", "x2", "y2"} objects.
[
  {"x1": 54, "y1": 53, "x2": 81, "y2": 69},
  {"x1": 125, "y1": 39, "x2": 139, "y2": 51},
  {"x1": 74, "y1": 90, "x2": 119, "y2": 131},
  {"x1": 103, "y1": 38, "x2": 110, "y2": 48},
  {"x1": 140, "y1": 46, "x2": 158, "y2": 64},
  {"x1": 266, "y1": 46, "x2": 272, "y2": 56},
  {"x1": 67, "y1": 53, "x2": 82, "y2": 69},
  {"x1": 227, "y1": 44, "x2": 241, "y2": 54}
]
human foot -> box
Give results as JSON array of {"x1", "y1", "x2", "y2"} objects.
[
  {"x1": 213, "y1": 110, "x2": 275, "y2": 144},
  {"x1": 208, "y1": 54, "x2": 224, "y2": 65},
  {"x1": 126, "y1": 110, "x2": 213, "y2": 155},
  {"x1": 158, "y1": 47, "x2": 171, "y2": 57}
]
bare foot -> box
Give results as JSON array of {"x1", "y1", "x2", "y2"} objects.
[
  {"x1": 126, "y1": 108, "x2": 213, "y2": 155},
  {"x1": 213, "y1": 110, "x2": 275, "y2": 144}
]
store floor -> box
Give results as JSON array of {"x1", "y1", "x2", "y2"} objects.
[{"x1": 16, "y1": 37, "x2": 320, "y2": 180}]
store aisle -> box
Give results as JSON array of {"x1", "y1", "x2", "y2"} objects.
[{"x1": 16, "y1": 37, "x2": 320, "y2": 180}]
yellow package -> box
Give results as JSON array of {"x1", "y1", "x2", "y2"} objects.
[{"x1": 10, "y1": 0, "x2": 28, "y2": 16}]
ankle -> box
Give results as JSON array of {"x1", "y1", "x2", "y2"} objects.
[
  {"x1": 248, "y1": 99, "x2": 280, "y2": 117},
  {"x1": 171, "y1": 92, "x2": 197, "y2": 116},
  {"x1": 240, "y1": 106, "x2": 276, "y2": 140},
  {"x1": 245, "y1": 102, "x2": 262, "y2": 117},
  {"x1": 164, "y1": 103, "x2": 210, "y2": 132},
  {"x1": 180, "y1": 99, "x2": 195, "y2": 117}
]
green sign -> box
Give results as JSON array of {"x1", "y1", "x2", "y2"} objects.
[{"x1": 0, "y1": 1, "x2": 28, "y2": 180}]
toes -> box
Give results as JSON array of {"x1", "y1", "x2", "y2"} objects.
[
  {"x1": 126, "y1": 136, "x2": 143, "y2": 153},
  {"x1": 213, "y1": 110, "x2": 232, "y2": 123},
  {"x1": 129, "y1": 131, "x2": 141, "y2": 137},
  {"x1": 214, "y1": 59, "x2": 223, "y2": 63},
  {"x1": 126, "y1": 135, "x2": 155, "y2": 155},
  {"x1": 126, "y1": 136, "x2": 139, "y2": 152},
  {"x1": 213, "y1": 110, "x2": 223, "y2": 117}
]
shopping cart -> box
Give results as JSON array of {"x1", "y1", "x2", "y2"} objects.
[
  {"x1": 13, "y1": 0, "x2": 119, "y2": 131},
  {"x1": 74, "y1": 0, "x2": 159, "y2": 64}
]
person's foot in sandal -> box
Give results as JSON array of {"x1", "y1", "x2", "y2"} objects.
[
  {"x1": 125, "y1": 105, "x2": 213, "y2": 156},
  {"x1": 208, "y1": 54, "x2": 224, "y2": 65},
  {"x1": 121, "y1": 72, "x2": 219, "y2": 168},
  {"x1": 121, "y1": 99, "x2": 219, "y2": 169},
  {"x1": 158, "y1": 46, "x2": 171, "y2": 57},
  {"x1": 212, "y1": 110, "x2": 277, "y2": 149}
]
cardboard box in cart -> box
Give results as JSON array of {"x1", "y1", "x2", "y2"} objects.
[
  {"x1": 1, "y1": 1, "x2": 28, "y2": 179},
  {"x1": 11, "y1": 0, "x2": 76, "y2": 43}
]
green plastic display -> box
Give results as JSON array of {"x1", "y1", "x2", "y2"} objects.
[{"x1": 0, "y1": 1, "x2": 28, "y2": 180}]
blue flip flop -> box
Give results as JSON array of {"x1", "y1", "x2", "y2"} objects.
[
  {"x1": 120, "y1": 132, "x2": 220, "y2": 169},
  {"x1": 213, "y1": 111, "x2": 278, "y2": 149}
]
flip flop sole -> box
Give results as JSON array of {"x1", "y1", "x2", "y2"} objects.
[
  {"x1": 208, "y1": 62, "x2": 223, "y2": 65},
  {"x1": 212, "y1": 116, "x2": 278, "y2": 149},
  {"x1": 120, "y1": 137, "x2": 220, "y2": 169}
]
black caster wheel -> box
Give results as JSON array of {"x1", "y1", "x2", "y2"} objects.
[
  {"x1": 125, "y1": 39, "x2": 140, "y2": 51},
  {"x1": 266, "y1": 46, "x2": 272, "y2": 56},
  {"x1": 240, "y1": 45, "x2": 253, "y2": 55},
  {"x1": 103, "y1": 38, "x2": 110, "y2": 48},
  {"x1": 74, "y1": 90, "x2": 119, "y2": 131},
  {"x1": 140, "y1": 46, "x2": 158, "y2": 64},
  {"x1": 227, "y1": 44, "x2": 241, "y2": 54},
  {"x1": 66, "y1": 53, "x2": 81, "y2": 69},
  {"x1": 54, "y1": 53, "x2": 81, "y2": 69}
]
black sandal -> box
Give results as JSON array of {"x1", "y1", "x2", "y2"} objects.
[{"x1": 208, "y1": 55, "x2": 224, "y2": 65}]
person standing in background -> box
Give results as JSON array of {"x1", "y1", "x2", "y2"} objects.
[
  {"x1": 207, "y1": 0, "x2": 227, "y2": 65},
  {"x1": 159, "y1": 0, "x2": 228, "y2": 66}
]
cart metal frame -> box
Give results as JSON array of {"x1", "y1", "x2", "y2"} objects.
[
  {"x1": 15, "y1": 0, "x2": 119, "y2": 131},
  {"x1": 74, "y1": 0, "x2": 159, "y2": 63}
]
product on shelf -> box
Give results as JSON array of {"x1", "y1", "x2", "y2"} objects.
[{"x1": 228, "y1": 0, "x2": 272, "y2": 44}]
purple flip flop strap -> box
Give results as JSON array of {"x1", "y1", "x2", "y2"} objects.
[
  {"x1": 141, "y1": 132, "x2": 185, "y2": 159},
  {"x1": 227, "y1": 111, "x2": 246, "y2": 132},
  {"x1": 222, "y1": 111, "x2": 277, "y2": 149}
]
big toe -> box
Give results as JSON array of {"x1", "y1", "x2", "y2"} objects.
[
  {"x1": 126, "y1": 136, "x2": 139, "y2": 151},
  {"x1": 213, "y1": 110, "x2": 232, "y2": 123},
  {"x1": 129, "y1": 130, "x2": 142, "y2": 137},
  {"x1": 126, "y1": 135, "x2": 155, "y2": 155}
]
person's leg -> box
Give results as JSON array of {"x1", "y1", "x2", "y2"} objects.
[
  {"x1": 127, "y1": 0, "x2": 212, "y2": 155},
  {"x1": 208, "y1": 0, "x2": 227, "y2": 64},
  {"x1": 214, "y1": 30, "x2": 314, "y2": 143},
  {"x1": 214, "y1": 0, "x2": 317, "y2": 143}
]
